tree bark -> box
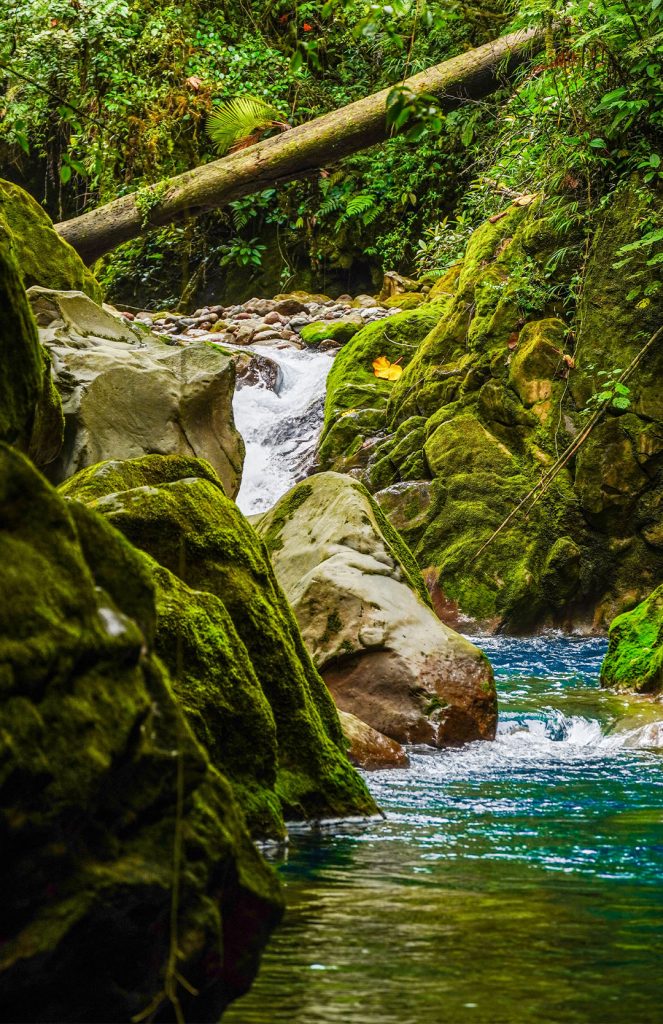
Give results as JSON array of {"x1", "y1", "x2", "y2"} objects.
[{"x1": 56, "y1": 27, "x2": 545, "y2": 265}]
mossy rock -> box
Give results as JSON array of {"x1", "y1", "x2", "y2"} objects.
[
  {"x1": 0, "y1": 179, "x2": 102, "y2": 302},
  {"x1": 601, "y1": 584, "x2": 663, "y2": 694},
  {"x1": 0, "y1": 443, "x2": 282, "y2": 1021},
  {"x1": 300, "y1": 319, "x2": 360, "y2": 347},
  {"x1": 318, "y1": 301, "x2": 446, "y2": 468},
  {"x1": 0, "y1": 220, "x2": 64, "y2": 465},
  {"x1": 383, "y1": 292, "x2": 426, "y2": 309},
  {"x1": 62, "y1": 454, "x2": 377, "y2": 825},
  {"x1": 323, "y1": 192, "x2": 662, "y2": 631}
]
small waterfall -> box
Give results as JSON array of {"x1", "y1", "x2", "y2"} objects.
[{"x1": 233, "y1": 345, "x2": 334, "y2": 516}]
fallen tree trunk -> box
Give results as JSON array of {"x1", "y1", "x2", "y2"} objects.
[{"x1": 56, "y1": 27, "x2": 544, "y2": 265}]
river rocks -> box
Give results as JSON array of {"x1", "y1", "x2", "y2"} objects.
[
  {"x1": 601, "y1": 585, "x2": 663, "y2": 695},
  {"x1": 32, "y1": 288, "x2": 245, "y2": 497},
  {"x1": 61, "y1": 454, "x2": 377, "y2": 827},
  {"x1": 0, "y1": 179, "x2": 103, "y2": 302},
  {"x1": 256, "y1": 472, "x2": 497, "y2": 746},
  {"x1": 339, "y1": 710, "x2": 410, "y2": 769},
  {"x1": 139, "y1": 291, "x2": 400, "y2": 363},
  {"x1": 0, "y1": 443, "x2": 282, "y2": 1022}
]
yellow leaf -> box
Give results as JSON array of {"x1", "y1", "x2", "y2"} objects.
[{"x1": 372, "y1": 355, "x2": 403, "y2": 381}]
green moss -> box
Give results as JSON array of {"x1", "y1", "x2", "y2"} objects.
[
  {"x1": 318, "y1": 302, "x2": 446, "y2": 468},
  {"x1": 0, "y1": 443, "x2": 282, "y2": 1021},
  {"x1": 0, "y1": 221, "x2": 43, "y2": 450},
  {"x1": 383, "y1": 292, "x2": 426, "y2": 309},
  {"x1": 601, "y1": 585, "x2": 663, "y2": 694},
  {"x1": 63, "y1": 456, "x2": 377, "y2": 825},
  {"x1": 0, "y1": 179, "x2": 102, "y2": 302},
  {"x1": 259, "y1": 482, "x2": 313, "y2": 556},
  {"x1": 300, "y1": 319, "x2": 360, "y2": 347}
]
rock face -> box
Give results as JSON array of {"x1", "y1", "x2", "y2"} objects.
[
  {"x1": 0, "y1": 216, "x2": 64, "y2": 468},
  {"x1": 0, "y1": 179, "x2": 102, "y2": 302},
  {"x1": 60, "y1": 455, "x2": 377, "y2": 831},
  {"x1": 31, "y1": 288, "x2": 245, "y2": 497},
  {"x1": 601, "y1": 585, "x2": 663, "y2": 694},
  {"x1": 0, "y1": 443, "x2": 283, "y2": 1022},
  {"x1": 319, "y1": 187, "x2": 663, "y2": 632},
  {"x1": 256, "y1": 472, "x2": 497, "y2": 746}
]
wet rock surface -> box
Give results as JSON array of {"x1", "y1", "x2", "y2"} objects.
[{"x1": 256, "y1": 472, "x2": 497, "y2": 747}]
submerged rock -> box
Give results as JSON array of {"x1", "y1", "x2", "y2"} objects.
[
  {"x1": 256, "y1": 472, "x2": 497, "y2": 747},
  {"x1": 32, "y1": 288, "x2": 245, "y2": 497},
  {"x1": 339, "y1": 710, "x2": 410, "y2": 770},
  {"x1": 60, "y1": 454, "x2": 377, "y2": 831},
  {"x1": 0, "y1": 444, "x2": 282, "y2": 1022},
  {"x1": 601, "y1": 585, "x2": 663, "y2": 695}
]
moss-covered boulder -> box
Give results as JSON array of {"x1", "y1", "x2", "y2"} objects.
[
  {"x1": 0, "y1": 443, "x2": 282, "y2": 1022},
  {"x1": 600, "y1": 585, "x2": 663, "y2": 694},
  {"x1": 0, "y1": 179, "x2": 102, "y2": 302},
  {"x1": 0, "y1": 222, "x2": 64, "y2": 466},
  {"x1": 326, "y1": 189, "x2": 663, "y2": 632},
  {"x1": 256, "y1": 473, "x2": 497, "y2": 746},
  {"x1": 61, "y1": 454, "x2": 377, "y2": 828},
  {"x1": 300, "y1": 319, "x2": 360, "y2": 347},
  {"x1": 317, "y1": 301, "x2": 446, "y2": 471}
]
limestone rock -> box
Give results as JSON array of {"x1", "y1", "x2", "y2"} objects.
[
  {"x1": 61, "y1": 454, "x2": 377, "y2": 826},
  {"x1": 257, "y1": 472, "x2": 497, "y2": 747},
  {"x1": 339, "y1": 710, "x2": 410, "y2": 769},
  {"x1": 0, "y1": 443, "x2": 282, "y2": 1022},
  {"x1": 32, "y1": 288, "x2": 245, "y2": 496}
]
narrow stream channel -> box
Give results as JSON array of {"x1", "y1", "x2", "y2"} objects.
[
  {"x1": 233, "y1": 346, "x2": 334, "y2": 515},
  {"x1": 225, "y1": 637, "x2": 663, "y2": 1024},
  {"x1": 228, "y1": 352, "x2": 663, "y2": 1024}
]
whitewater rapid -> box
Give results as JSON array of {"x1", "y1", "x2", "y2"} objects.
[{"x1": 233, "y1": 346, "x2": 333, "y2": 515}]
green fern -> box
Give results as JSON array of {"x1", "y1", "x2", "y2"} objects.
[{"x1": 207, "y1": 95, "x2": 286, "y2": 156}]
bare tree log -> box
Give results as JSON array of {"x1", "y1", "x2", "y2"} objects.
[{"x1": 56, "y1": 27, "x2": 545, "y2": 264}]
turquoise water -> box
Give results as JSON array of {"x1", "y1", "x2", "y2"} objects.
[{"x1": 225, "y1": 637, "x2": 663, "y2": 1024}]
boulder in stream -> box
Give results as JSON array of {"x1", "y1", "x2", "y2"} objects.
[{"x1": 256, "y1": 472, "x2": 497, "y2": 747}]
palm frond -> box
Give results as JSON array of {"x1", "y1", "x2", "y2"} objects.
[{"x1": 207, "y1": 95, "x2": 285, "y2": 156}]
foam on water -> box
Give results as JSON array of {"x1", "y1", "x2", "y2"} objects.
[{"x1": 233, "y1": 346, "x2": 333, "y2": 515}]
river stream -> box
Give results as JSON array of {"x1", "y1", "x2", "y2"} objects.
[{"x1": 228, "y1": 352, "x2": 663, "y2": 1024}]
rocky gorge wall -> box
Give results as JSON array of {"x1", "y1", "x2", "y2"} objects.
[
  {"x1": 0, "y1": 182, "x2": 378, "y2": 1021},
  {"x1": 318, "y1": 187, "x2": 663, "y2": 634}
]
